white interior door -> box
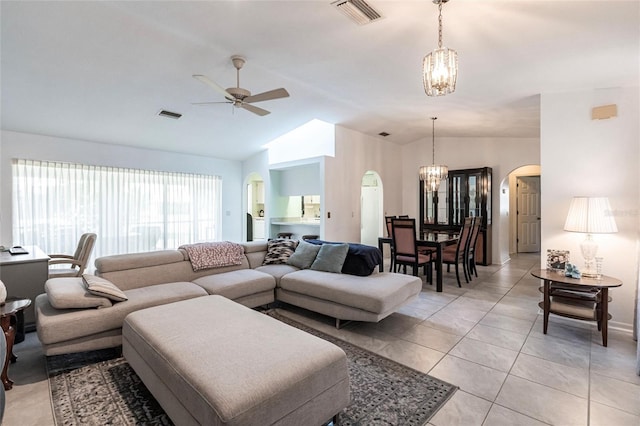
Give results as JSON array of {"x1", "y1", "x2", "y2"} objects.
[{"x1": 517, "y1": 176, "x2": 541, "y2": 252}]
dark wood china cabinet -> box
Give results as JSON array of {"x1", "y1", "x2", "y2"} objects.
[{"x1": 420, "y1": 167, "x2": 492, "y2": 265}]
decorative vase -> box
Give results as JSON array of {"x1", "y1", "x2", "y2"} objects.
[{"x1": 0, "y1": 279, "x2": 6, "y2": 305}]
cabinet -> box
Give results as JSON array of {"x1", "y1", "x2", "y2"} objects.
[
  {"x1": 420, "y1": 167, "x2": 492, "y2": 265},
  {"x1": 255, "y1": 182, "x2": 264, "y2": 204},
  {"x1": 253, "y1": 219, "x2": 265, "y2": 240}
]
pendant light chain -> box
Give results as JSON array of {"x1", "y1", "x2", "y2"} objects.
[
  {"x1": 438, "y1": 1, "x2": 443, "y2": 49},
  {"x1": 432, "y1": 117, "x2": 437, "y2": 163}
]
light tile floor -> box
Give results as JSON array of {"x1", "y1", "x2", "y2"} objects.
[{"x1": 4, "y1": 253, "x2": 639, "y2": 426}]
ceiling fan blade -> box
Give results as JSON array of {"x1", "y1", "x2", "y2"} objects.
[
  {"x1": 191, "y1": 101, "x2": 233, "y2": 106},
  {"x1": 192, "y1": 74, "x2": 234, "y2": 101},
  {"x1": 244, "y1": 88, "x2": 290, "y2": 104},
  {"x1": 241, "y1": 103, "x2": 270, "y2": 116}
]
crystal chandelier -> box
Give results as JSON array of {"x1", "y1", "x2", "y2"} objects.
[
  {"x1": 419, "y1": 117, "x2": 448, "y2": 191},
  {"x1": 423, "y1": 0, "x2": 458, "y2": 97}
]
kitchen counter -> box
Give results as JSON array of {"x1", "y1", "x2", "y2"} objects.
[{"x1": 271, "y1": 220, "x2": 320, "y2": 226}]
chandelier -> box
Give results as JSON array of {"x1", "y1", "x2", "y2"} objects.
[
  {"x1": 419, "y1": 117, "x2": 448, "y2": 191},
  {"x1": 423, "y1": 0, "x2": 458, "y2": 97}
]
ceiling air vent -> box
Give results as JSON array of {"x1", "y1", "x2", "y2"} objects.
[
  {"x1": 158, "y1": 110, "x2": 182, "y2": 120},
  {"x1": 331, "y1": 0, "x2": 382, "y2": 25}
]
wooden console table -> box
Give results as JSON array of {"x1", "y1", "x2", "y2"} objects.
[
  {"x1": 531, "y1": 269, "x2": 622, "y2": 346},
  {"x1": 0, "y1": 246, "x2": 50, "y2": 330}
]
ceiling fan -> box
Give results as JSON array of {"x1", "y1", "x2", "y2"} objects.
[{"x1": 192, "y1": 55, "x2": 290, "y2": 116}]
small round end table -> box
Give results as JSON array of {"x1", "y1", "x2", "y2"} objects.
[{"x1": 1, "y1": 297, "x2": 32, "y2": 390}]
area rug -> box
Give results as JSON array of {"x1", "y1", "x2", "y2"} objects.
[{"x1": 47, "y1": 314, "x2": 457, "y2": 426}]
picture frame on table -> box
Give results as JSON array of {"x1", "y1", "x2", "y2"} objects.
[{"x1": 546, "y1": 249, "x2": 569, "y2": 272}]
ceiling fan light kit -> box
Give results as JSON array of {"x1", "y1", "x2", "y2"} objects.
[
  {"x1": 423, "y1": 0, "x2": 458, "y2": 97},
  {"x1": 192, "y1": 55, "x2": 290, "y2": 116}
]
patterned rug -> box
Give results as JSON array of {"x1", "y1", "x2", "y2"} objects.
[{"x1": 47, "y1": 313, "x2": 457, "y2": 426}]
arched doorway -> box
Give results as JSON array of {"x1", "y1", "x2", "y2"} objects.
[
  {"x1": 245, "y1": 172, "x2": 265, "y2": 242},
  {"x1": 360, "y1": 171, "x2": 383, "y2": 246}
]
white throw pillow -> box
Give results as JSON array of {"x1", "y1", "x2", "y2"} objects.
[{"x1": 83, "y1": 274, "x2": 128, "y2": 302}]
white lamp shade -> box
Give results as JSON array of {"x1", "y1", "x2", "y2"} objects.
[{"x1": 563, "y1": 197, "x2": 618, "y2": 234}]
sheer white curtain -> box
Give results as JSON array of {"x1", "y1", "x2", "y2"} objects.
[{"x1": 12, "y1": 159, "x2": 222, "y2": 262}]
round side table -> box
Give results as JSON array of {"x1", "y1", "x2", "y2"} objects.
[{"x1": 1, "y1": 298, "x2": 32, "y2": 390}]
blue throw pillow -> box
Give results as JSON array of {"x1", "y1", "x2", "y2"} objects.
[
  {"x1": 287, "y1": 240, "x2": 321, "y2": 269},
  {"x1": 310, "y1": 243, "x2": 349, "y2": 273}
]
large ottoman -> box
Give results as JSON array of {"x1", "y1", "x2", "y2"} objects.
[{"x1": 122, "y1": 295, "x2": 350, "y2": 426}]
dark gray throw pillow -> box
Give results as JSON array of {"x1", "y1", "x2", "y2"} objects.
[
  {"x1": 310, "y1": 243, "x2": 349, "y2": 273},
  {"x1": 287, "y1": 240, "x2": 321, "y2": 269}
]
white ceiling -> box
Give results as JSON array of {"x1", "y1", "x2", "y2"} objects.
[{"x1": 2, "y1": 1, "x2": 638, "y2": 161}]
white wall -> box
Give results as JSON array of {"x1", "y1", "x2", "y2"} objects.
[
  {"x1": 402, "y1": 136, "x2": 540, "y2": 264},
  {"x1": 323, "y1": 126, "x2": 403, "y2": 243},
  {"x1": 243, "y1": 149, "x2": 271, "y2": 241},
  {"x1": 278, "y1": 164, "x2": 321, "y2": 196},
  {"x1": 0, "y1": 130, "x2": 243, "y2": 246},
  {"x1": 540, "y1": 86, "x2": 639, "y2": 331}
]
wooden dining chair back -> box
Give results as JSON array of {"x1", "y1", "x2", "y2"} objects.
[
  {"x1": 391, "y1": 218, "x2": 432, "y2": 277},
  {"x1": 442, "y1": 217, "x2": 474, "y2": 287},
  {"x1": 466, "y1": 216, "x2": 482, "y2": 278},
  {"x1": 384, "y1": 216, "x2": 397, "y2": 272},
  {"x1": 385, "y1": 216, "x2": 396, "y2": 238}
]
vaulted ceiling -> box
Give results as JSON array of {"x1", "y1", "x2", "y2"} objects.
[{"x1": 2, "y1": 1, "x2": 638, "y2": 160}]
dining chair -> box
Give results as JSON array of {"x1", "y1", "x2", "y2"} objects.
[
  {"x1": 442, "y1": 217, "x2": 474, "y2": 287},
  {"x1": 48, "y1": 232, "x2": 97, "y2": 278},
  {"x1": 391, "y1": 217, "x2": 433, "y2": 278},
  {"x1": 385, "y1": 216, "x2": 397, "y2": 272},
  {"x1": 466, "y1": 216, "x2": 482, "y2": 278}
]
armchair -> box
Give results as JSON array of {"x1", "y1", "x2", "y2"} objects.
[{"x1": 48, "y1": 233, "x2": 97, "y2": 278}]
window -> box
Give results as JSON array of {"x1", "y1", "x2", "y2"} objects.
[{"x1": 12, "y1": 159, "x2": 222, "y2": 261}]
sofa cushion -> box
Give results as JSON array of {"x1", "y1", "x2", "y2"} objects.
[
  {"x1": 262, "y1": 239, "x2": 298, "y2": 265},
  {"x1": 242, "y1": 241, "x2": 268, "y2": 268},
  {"x1": 95, "y1": 250, "x2": 186, "y2": 273},
  {"x1": 192, "y1": 269, "x2": 276, "y2": 300},
  {"x1": 310, "y1": 243, "x2": 349, "y2": 273},
  {"x1": 279, "y1": 270, "x2": 421, "y2": 314},
  {"x1": 287, "y1": 240, "x2": 321, "y2": 269},
  {"x1": 36, "y1": 282, "x2": 208, "y2": 345},
  {"x1": 45, "y1": 278, "x2": 112, "y2": 309},
  {"x1": 83, "y1": 274, "x2": 128, "y2": 302},
  {"x1": 255, "y1": 264, "x2": 299, "y2": 285}
]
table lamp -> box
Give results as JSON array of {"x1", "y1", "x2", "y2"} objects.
[{"x1": 563, "y1": 197, "x2": 618, "y2": 277}]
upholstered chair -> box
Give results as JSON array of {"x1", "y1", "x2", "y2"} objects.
[{"x1": 48, "y1": 233, "x2": 97, "y2": 278}]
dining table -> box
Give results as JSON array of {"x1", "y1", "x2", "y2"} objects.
[{"x1": 378, "y1": 231, "x2": 458, "y2": 293}]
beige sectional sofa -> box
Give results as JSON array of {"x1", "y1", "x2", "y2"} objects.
[{"x1": 35, "y1": 241, "x2": 422, "y2": 356}]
